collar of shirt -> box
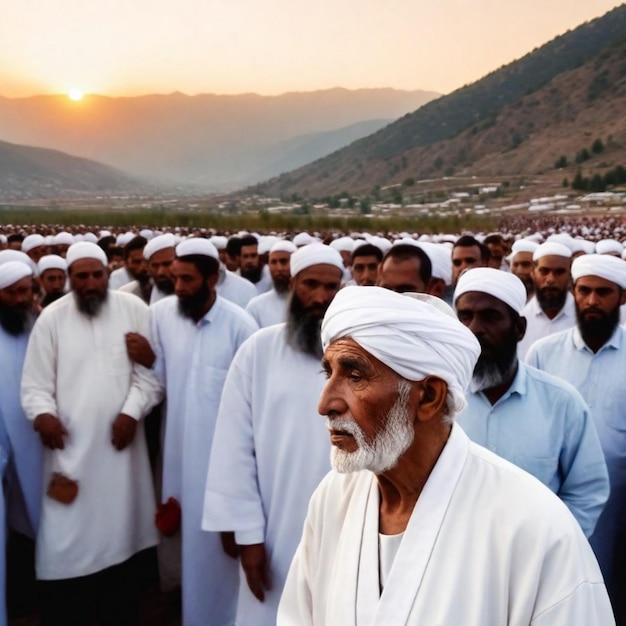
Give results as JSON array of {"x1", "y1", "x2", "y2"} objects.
[
  {"x1": 477, "y1": 359, "x2": 527, "y2": 408},
  {"x1": 572, "y1": 323, "x2": 623, "y2": 354},
  {"x1": 197, "y1": 294, "x2": 222, "y2": 328},
  {"x1": 528, "y1": 291, "x2": 574, "y2": 321}
]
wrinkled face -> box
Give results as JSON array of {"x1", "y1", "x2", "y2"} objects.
[
  {"x1": 319, "y1": 338, "x2": 416, "y2": 474},
  {"x1": 148, "y1": 247, "x2": 176, "y2": 294},
  {"x1": 40, "y1": 269, "x2": 66, "y2": 295},
  {"x1": 240, "y1": 244, "x2": 259, "y2": 272},
  {"x1": 126, "y1": 248, "x2": 149, "y2": 283},
  {"x1": 291, "y1": 264, "x2": 342, "y2": 314},
  {"x1": 377, "y1": 256, "x2": 425, "y2": 293},
  {"x1": 532, "y1": 255, "x2": 571, "y2": 309},
  {"x1": 351, "y1": 254, "x2": 379, "y2": 287},
  {"x1": 452, "y1": 245, "x2": 483, "y2": 285},
  {"x1": 268, "y1": 251, "x2": 291, "y2": 292}
]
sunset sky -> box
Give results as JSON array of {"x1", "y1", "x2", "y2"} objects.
[{"x1": 1, "y1": 0, "x2": 622, "y2": 99}]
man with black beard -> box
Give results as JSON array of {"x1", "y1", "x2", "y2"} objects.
[
  {"x1": 455, "y1": 268, "x2": 608, "y2": 538},
  {"x1": 527, "y1": 254, "x2": 626, "y2": 622},
  {"x1": 518, "y1": 241, "x2": 576, "y2": 359},
  {"x1": 239, "y1": 234, "x2": 272, "y2": 294},
  {"x1": 204, "y1": 243, "x2": 344, "y2": 626},
  {"x1": 149, "y1": 238, "x2": 258, "y2": 626},
  {"x1": 0, "y1": 261, "x2": 43, "y2": 623}
]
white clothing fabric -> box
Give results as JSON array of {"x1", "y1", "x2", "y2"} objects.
[
  {"x1": 21, "y1": 291, "x2": 162, "y2": 580},
  {"x1": 66, "y1": 242, "x2": 107, "y2": 267},
  {"x1": 216, "y1": 268, "x2": 257, "y2": 309},
  {"x1": 0, "y1": 261, "x2": 31, "y2": 289},
  {"x1": 176, "y1": 238, "x2": 218, "y2": 259},
  {"x1": 203, "y1": 324, "x2": 332, "y2": 626},
  {"x1": 38, "y1": 255, "x2": 67, "y2": 275},
  {"x1": 245, "y1": 288, "x2": 289, "y2": 328},
  {"x1": 454, "y1": 267, "x2": 527, "y2": 314},
  {"x1": 278, "y1": 425, "x2": 613, "y2": 626},
  {"x1": 533, "y1": 242, "x2": 572, "y2": 260},
  {"x1": 571, "y1": 254, "x2": 626, "y2": 289},
  {"x1": 151, "y1": 295, "x2": 258, "y2": 626},
  {"x1": 290, "y1": 243, "x2": 344, "y2": 277},
  {"x1": 109, "y1": 266, "x2": 133, "y2": 290},
  {"x1": 0, "y1": 411, "x2": 9, "y2": 626},
  {"x1": 517, "y1": 291, "x2": 576, "y2": 359},
  {"x1": 144, "y1": 234, "x2": 175, "y2": 259}
]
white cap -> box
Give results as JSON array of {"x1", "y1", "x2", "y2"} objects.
[
  {"x1": 22, "y1": 234, "x2": 45, "y2": 253},
  {"x1": 176, "y1": 238, "x2": 219, "y2": 260},
  {"x1": 143, "y1": 234, "x2": 175, "y2": 260},
  {"x1": 66, "y1": 242, "x2": 108, "y2": 267},
  {"x1": 38, "y1": 255, "x2": 68, "y2": 274},
  {"x1": 290, "y1": 243, "x2": 344, "y2": 277}
]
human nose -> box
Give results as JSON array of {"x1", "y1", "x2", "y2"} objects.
[{"x1": 318, "y1": 375, "x2": 346, "y2": 418}]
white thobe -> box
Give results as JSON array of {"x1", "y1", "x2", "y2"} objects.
[
  {"x1": 151, "y1": 295, "x2": 258, "y2": 626},
  {"x1": 21, "y1": 291, "x2": 162, "y2": 580},
  {"x1": 279, "y1": 425, "x2": 613, "y2": 625},
  {"x1": 120, "y1": 280, "x2": 171, "y2": 305},
  {"x1": 245, "y1": 288, "x2": 289, "y2": 328},
  {"x1": 0, "y1": 408, "x2": 10, "y2": 626},
  {"x1": 217, "y1": 268, "x2": 257, "y2": 309},
  {"x1": 109, "y1": 266, "x2": 133, "y2": 290},
  {"x1": 203, "y1": 324, "x2": 331, "y2": 626},
  {"x1": 517, "y1": 292, "x2": 576, "y2": 359},
  {"x1": 0, "y1": 327, "x2": 43, "y2": 537}
]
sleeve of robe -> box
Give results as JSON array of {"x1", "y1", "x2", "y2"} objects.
[{"x1": 202, "y1": 339, "x2": 266, "y2": 545}]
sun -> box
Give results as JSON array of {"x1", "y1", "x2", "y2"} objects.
[{"x1": 68, "y1": 88, "x2": 84, "y2": 102}]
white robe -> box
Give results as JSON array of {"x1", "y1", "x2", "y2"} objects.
[
  {"x1": 203, "y1": 324, "x2": 331, "y2": 626},
  {"x1": 151, "y1": 295, "x2": 258, "y2": 626},
  {"x1": 21, "y1": 291, "x2": 162, "y2": 580},
  {"x1": 279, "y1": 425, "x2": 614, "y2": 626},
  {"x1": 217, "y1": 268, "x2": 257, "y2": 309},
  {"x1": 109, "y1": 266, "x2": 133, "y2": 290},
  {"x1": 245, "y1": 288, "x2": 288, "y2": 328},
  {"x1": 0, "y1": 408, "x2": 10, "y2": 626}
]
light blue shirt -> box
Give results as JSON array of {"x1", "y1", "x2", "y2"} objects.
[
  {"x1": 526, "y1": 326, "x2": 626, "y2": 591},
  {"x1": 458, "y1": 361, "x2": 608, "y2": 538}
]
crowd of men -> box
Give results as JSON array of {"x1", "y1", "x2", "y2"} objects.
[{"x1": 0, "y1": 221, "x2": 626, "y2": 624}]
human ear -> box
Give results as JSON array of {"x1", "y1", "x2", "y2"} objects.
[{"x1": 416, "y1": 376, "x2": 448, "y2": 422}]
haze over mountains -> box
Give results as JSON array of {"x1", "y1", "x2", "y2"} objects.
[{"x1": 0, "y1": 88, "x2": 438, "y2": 193}]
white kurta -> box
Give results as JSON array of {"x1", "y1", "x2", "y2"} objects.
[
  {"x1": 279, "y1": 425, "x2": 613, "y2": 626},
  {"x1": 217, "y1": 268, "x2": 257, "y2": 309},
  {"x1": 0, "y1": 408, "x2": 10, "y2": 626},
  {"x1": 151, "y1": 295, "x2": 258, "y2": 626},
  {"x1": 203, "y1": 324, "x2": 331, "y2": 626},
  {"x1": 21, "y1": 291, "x2": 162, "y2": 580},
  {"x1": 109, "y1": 266, "x2": 133, "y2": 290},
  {"x1": 245, "y1": 289, "x2": 288, "y2": 328}
]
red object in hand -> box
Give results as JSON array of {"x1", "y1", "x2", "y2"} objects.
[{"x1": 155, "y1": 497, "x2": 181, "y2": 536}]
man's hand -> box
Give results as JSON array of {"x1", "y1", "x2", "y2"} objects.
[
  {"x1": 220, "y1": 532, "x2": 240, "y2": 559},
  {"x1": 33, "y1": 413, "x2": 67, "y2": 449},
  {"x1": 111, "y1": 413, "x2": 137, "y2": 451},
  {"x1": 125, "y1": 332, "x2": 156, "y2": 368},
  {"x1": 240, "y1": 543, "x2": 271, "y2": 602}
]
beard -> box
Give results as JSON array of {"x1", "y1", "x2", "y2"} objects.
[
  {"x1": 470, "y1": 334, "x2": 518, "y2": 393},
  {"x1": 178, "y1": 280, "x2": 210, "y2": 321},
  {"x1": 74, "y1": 288, "x2": 108, "y2": 318},
  {"x1": 285, "y1": 292, "x2": 326, "y2": 358},
  {"x1": 241, "y1": 265, "x2": 262, "y2": 284},
  {"x1": 576, "y1": 303, "x2": 620, "y2": 347},
  {"x1": 155, "y1": 278, "x2": 175, "y2": 295},
  {"x1": 272, "y1": 276, "x2": 290, "y2": 294},
  {"x1": 536, "y1": 286, "x2": 567, "y2": 312},
  {"x1": 329, "y1": 380, "x2": 414, "y2": 475},
  {"x1": 0, "y1": 304, "x2": 35, "y2": 336},
  {"x1": 40, "y1": 291, "x2": 65, "y2": 308}
]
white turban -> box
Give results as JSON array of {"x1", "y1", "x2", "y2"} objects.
[
  {"x1": 139, "y1": 229, "x2": 154, "y2": 240},
  {"x1": 330, "y1": 236, "x2": 355, "y2": 253},
  {"x1": 321, "y1": 286, "x2": 481, "y2": 416},
  {"x1": 290, "y1": 243, "x2": 344, "y2": 277},
  {"x1": 176, "y1": 238, "x2": 218, "y2": 260},
  {"x1": 293, "y1": 232, "x2": 314, "y2": 247},
  {"x1": 510, "y1": 239, "x2": 539, "y2": 258},
  {"x1": 0, "y1": 261, "x2": 33, "y2": 290},
  {"x1": 454, "y1": 267, "x2": 527, "y2": 314},
  {"x1": 66, "y1": 242, "x2": 108, "y2": 268},
  {"x1": 0, "y1": 249, "x2": 37, "y2": 274},
  {"x1": 144, "y1": 233, "x2": 175, "y2": 260},
  {"x1": 22, "y1": 234, "x2": 45, "y2": 253},
  {"x1": 533, "y1": 242, "x2": 572, "y2": 261},
  {"x1": 209, "y1": 236, "x2": 228, "y2": 250},
  {"x1": 415, "y1": 242, "x2": 452, "y2": 285},
  {"x1": 571, "y1": 254, "x2": 626, "y2": 290},
  {"x1": 270, "y1": 240, "x2": 297, "y2": 255},
  {"x1": 595, "y1": 239, "x2": 623, "y2": 256},
  {"x1": 38, "y1": 255, "x2": 67, "y2": 274}
]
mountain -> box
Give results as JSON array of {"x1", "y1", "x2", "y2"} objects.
[
  {"x1": 0, "y1": 139, "x2": 156, "y2": 201},
  {"x1": 0, "y1": 88, "x2": 438, "y2": 189},
  {"x1": 250, "y1": 4, "x2": 626, "y2": 198}
]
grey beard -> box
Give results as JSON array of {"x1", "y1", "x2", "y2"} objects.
[
  {"x1": 470, "y1": 355, "x2": 517, "y2": 393},
  {"x1": 329, "y1": 379, "x2": 414, "y2": 475},
  {"x1": 75, "y1": 289, "x2": 108, "y2": 318}
]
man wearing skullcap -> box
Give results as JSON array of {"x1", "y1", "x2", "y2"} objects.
[
  {"x1": 150, "y1": 238, "x2": 258, "y2": 625},
  {"x1": 509, "y1": 239, "x2": 539, "y2": 300},
  {"x1": 21, "y1": 242, "x2": 162, "y2": 625},
  {"x1": 527, "y1": 254, "x2": 626, "y2": 621},
  {"x1": 517, "y1": 241, "x2": 576, "y2": 359},
  {"x1": 377, "y1": 243, "x2": 431, "y2": 294},
  {"x1": 37, "y1": 255, "x2": 67, "y2": 308},
  {"x1": 245, "y1": 240, "x2": 296, "y2": 327},
  {"x1": 51, "y1": 232, "x2": 73, "y2": 258},
  {"x1": 348, "y1": 243, "x2": 383, "y2": 287},
  {"x1": 454, "y1": 268, "x2": 608, "y2": 537},
  {"x1": 21, "y1": 234, "x2": 47, "y2": 264},
  {"x1": 109, "y1": 236, "x2": 148, "y2": 291},
  {"x1": 278, "y1": 286, "x2": 613, "y2": 625},
  {"x1": 238, "y1": 234, "x2": 272, "y2": 295},
  {"x1": 204, "y1": 243, "x2": 344, "y2": 625}
]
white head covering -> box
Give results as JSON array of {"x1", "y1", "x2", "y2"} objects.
[
  {"x1": 571, "y1": 254, "x2": 626, "y2": 290},
  {"x1": 66, "y1": 242, "x2": 108, "y2": 267},
  {"x1": 595, "y1": 239, "x2": 623, "y2": 256},
  {"x1": 0, "y1": 261, "x2": 33, "y2": 290},
  {"x1": 321, "y1": 286, "x2": 480, "y2": 417},
  {"x1": 270, "y1": 240, "x2": 297, "y2": 255},
  {"x1": 0, "y1": 235, "x2": 7, "y2": 244},
  {"x1": 415, "y1": 242, "x2": 452, "y2": 285},
  {"x1": 22, "y1": 234, "x2": 45, "y2": 253},
  {"x1": 143, "y1": 233, "x2": 175, "y2": 260},
  {"x1": 293, "y1": 232, "x2": 314, "y2": 247},
  {"x1": 0, "y1": 249, "x2": 37, "y2": 274},
  {"x1": 176, "y1": 238, "x2": 218, "y2": 260},
  {"x1": 330, "y1": 236, "x2": 355, "y2": 253},
  {"x1": 139, "y1": 229, "x2": 154, "y2": 240},
  {"x1": 38, "y1": 255, "x2": 67, "y2": 274},
  {"x1": 532, "y1": 242, "x2": 572, "y2": 261},
  {"x1": 290, "y1": 243, "x2": 344, "y2": 277},
  {"x1": 510, "y1": 239, "x2": 539, "y2": 259},
  {"x1": 209, "y1": 235, "x2": 228, "y2": 250},
  {"x1": 454, "y1": 267, "x2": 527, "y2": 314}
]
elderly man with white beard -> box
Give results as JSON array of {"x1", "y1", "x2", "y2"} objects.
[
  {"x1": 453, "y1": 268, "x2": 608, "y2": 537},
  {"x1": 278, "y1": 286, "x2": 613, "y2": 626},
  {"x1": 203, "y1": 243, "x2": 344, "y2": 626}
]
